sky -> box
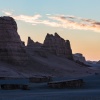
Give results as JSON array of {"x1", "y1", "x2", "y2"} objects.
[{"x1": 0, "y1": 0, "x2": 100, "y2": 61}]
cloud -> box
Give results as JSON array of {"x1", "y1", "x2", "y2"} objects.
[
  {"x1": 13, "y1": 14, "x2": 42, "y2": 24},
  {"x1": 3, "y1": 11, "x2": 60, "y2": 27},
  {"x1": 2, "y1": 11, "x2": 100, "y2": 32},
  {"x1": 48, "y1": 15, "x2": 100, "y2": 32},
  {"x1": 81, "y1": 18, "x2": 95, "y2": 23},
  {"x1": 93, "y1": 22, "x2": 100, "y2": 25},
  {"x1": 40, "y1": 20, "x2": 61, "y2": 27},
  {"x1": 2, "y1": 11, "x2": 12, "y2": 16},
  {"x1": 46, "y1": 14, "x2": 51, "y2": 16}
]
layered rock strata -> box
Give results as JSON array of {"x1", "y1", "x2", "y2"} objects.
[
  {"x1": 0, "y1": 16, "x2": 28, "y2": 65},
  {"x1": 42, "y1": 33, "x2": 73, "y2": 59}
]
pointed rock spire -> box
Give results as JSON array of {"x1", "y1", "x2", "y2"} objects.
[{"x1": 27, "y1": 37, "x2": 35, "y2": 47}]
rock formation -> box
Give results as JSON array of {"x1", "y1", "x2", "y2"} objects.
[
  {"x1": 97, "y1": 60, "x2": 100, "y2": 64},
  {"x1": 42, "y1": 33, "x2": 73, "y2": 60},
  {"x1": 26, "y1": 37, "x2": 47, "y2": 57},
  {"x1": 27, "y1": 37, "x2": 42, "y2": 49},
  {"x1": 0, "y1": 16, "x2": 95, "y2": 78},
  {"x1": 73, "y1": 53, "x2": 86, "y2": 63},
  {"x1": 0, "y1": 16, "x2": 28, "y2": 65}
]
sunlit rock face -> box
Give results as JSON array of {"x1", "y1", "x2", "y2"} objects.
[
  {"x1": 0, "y1": 16, "x2": 28, "y2": 65},
  {"x1": 42, "y1": 33, "x2": 73, "y2": 60}
]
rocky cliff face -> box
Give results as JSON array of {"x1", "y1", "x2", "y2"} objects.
[
  {"x1": 0, "y1": 16, "x2": 28, "y2": 65},
  {"x1": 42, "y1": 33, "x2": 73, "y2": 60}
]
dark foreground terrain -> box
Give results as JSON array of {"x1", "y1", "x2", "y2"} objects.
[{"x1": 0, "y1": 74, "x2": 100, "y2": 100}]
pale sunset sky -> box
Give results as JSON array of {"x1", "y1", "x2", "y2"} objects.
[{"x1": 0, "y1": 0, "x2": 100, "y2": 61}]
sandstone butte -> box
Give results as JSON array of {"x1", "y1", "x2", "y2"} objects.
[{"x1": 0, "y1": 16, "x2": 29, "y2": 65}]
